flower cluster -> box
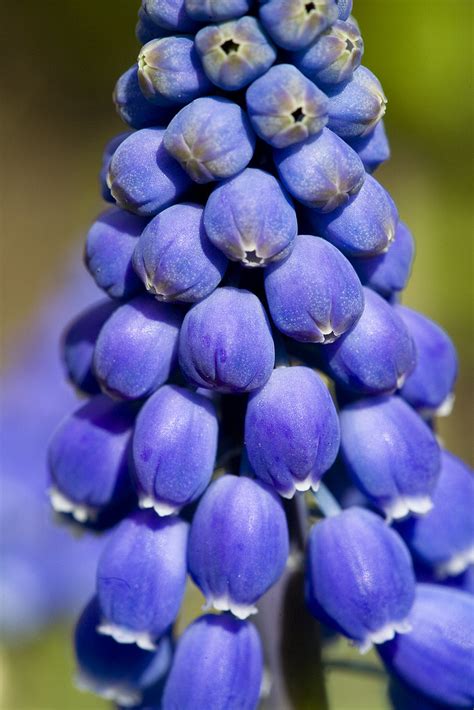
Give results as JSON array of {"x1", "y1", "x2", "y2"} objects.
[{"x1": 50, "y1": 1, "x2": 473, "y2": 708}]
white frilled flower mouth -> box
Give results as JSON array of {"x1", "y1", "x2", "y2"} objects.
[
  {"x1": 419, "y1": 392, "x2": 456, "y2": 420},
  {"x1": 435, "y1": 545, "x2": 474, "y2": 579},
  {"x1": 75, "y1": 671, "x2": 141, "y2": 707},
  {"x1": 355, "y1": 618, "x2": 412, "y2": 655},
  {"x1": 96, "y1": 621, "x2": 157, "y2": 651},
  {"x1": 139, "y1": 494, "x2": 180, "y2": 517},
  {"x1": 203, "y1": 595, "x2": 258, "y2": 620},
  {"x1": 384, "y1": 494, "x2": 433, "y2": 523},
  {"x1": 279, "y1": 476, "x2": 320, "y2": 500},
  {"x1": 49, "y1": 487, "x2": 97, "y2": 523}
]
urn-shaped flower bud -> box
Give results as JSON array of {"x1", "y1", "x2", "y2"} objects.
[
  {"x1": 294, "y1": 19, "x2": 363, "y2": 86},
  {"x1": 274, "y1": 127, "x2": 365, "y2": 212},
  {"x1": 133, "y1": 202, "x2": 227, "y2": 302},
  {"x1": 378, "y1": 585, "x2": 474, "y2": 709},
  {"x1": 93, "y1": 296, "x2": 182, "y2": 401},
  {"x1": 306, "y1": 507, "x2": 416, "y2": 652},
  {"x1": 350, "y1": 220, "x2": 414, "y2": 297},
  {"x1": 396, "y1": 306, "x2": 458, "y2": 417},
  {"x1": 99, "y1": 132, "x2": 132, "y2": 203},
  {"x1": 326, "y1": 65, "x2": 387, "y2": 138},
  {"x1": 48, "y1": 396, "x2": 135, "y2": 523},
  {"x1": 203, "y1": 168, "x2": 297, "y2": 266},
  {"x1": 138, "y1": 37, "x2": 212, "y2": 106},
  {"x1": 136, "y1": 7, "x2": 169, "y2": 45},
  {"x1": 188, "y1": 475, "x2": 289, "y2": 617},
  {"x1": 85, "y1": 207, "x2": 147, "y2": 300},
  {"x1": 96, "y1": 511, "x2": 188, "y2": 649},
  {"x1": 132, "y1": 385, "x2": 218, "y2": 515},
  {"x1": 179, "y1": 287, "x2": 275, "y2": 392},
  {"x1": 113, "y1": 65, "x2": 174, "y2": 130},
  {"x1": 246, "y1": 64, "x2": 328, "y2": 148},
  {"x1": 340, "y1": 396, "x2": 441, "y2": 520},
  {"x1": 108, "y1": 128, "x2": 192, "y2": 216},
  {"x1": 335, "y1": 0, "x2": 352, "y2": 20},
  {"x1": 310, "y1": 174, "x2": 399, "y2": 257},
  {"x1": 142, "y1": 0, "x2": 201, "y2": 32},
  {"x1": 265, "y1": 235, "x2": 364, "y2": 343},
  {"x1": 397, "y1": 451, "x2": 474, "y2": 578},
  {"x1": 162, "y1": 615, "x2": 263, "y2": 710},
  {"x1": 185, "y1": 0, "x2": 251, "y2": 21},
  {"x1": 62, "y1": 300, "x2": 117, "y2": 395},
  {"x1": 259, "y1": 0, "x2": 338, "y2": 51},
  {"x1": 75, "y1": 596, "x2": 172, "y2": 707},
  {"x1": 245, "y1": 366, "x2": 340, "y2": 497},
  {"x1": 164, "y1": 97, "x2": 256, "y2": 183},
  {"x1": 346, "y1": 120, "x2": 390, "y2": 173},
  {"x1": 195, "y1": 16, "x2": 276, "y2": 92},
  {"x1": 322, "y1": 288, "x2": 416, "y2": 394}
]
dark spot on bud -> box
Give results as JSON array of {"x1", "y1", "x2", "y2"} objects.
[
  {"x1": 345, "y1": 38, "x2": 355, "y2": 52},
  {"x1": 305, "y1": 2, "x2": 316, "y2": 12},
  {"x1": 221, "y1": 39, "x2": 240, "y2": 55},
  {"x1": 244, "y1": 250, "x2": 264, "y2": 266},
  {"x1": 291, "y1": 107, "x2": 305, "y2": 123}
]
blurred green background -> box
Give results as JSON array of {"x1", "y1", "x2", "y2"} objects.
[{"x1": 1, "y1": 1, "x2": 473, "y2": 708}]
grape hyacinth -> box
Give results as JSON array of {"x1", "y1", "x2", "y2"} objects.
[{"x1": 49, "y1": 2, "x2": 472, "y2": 708}]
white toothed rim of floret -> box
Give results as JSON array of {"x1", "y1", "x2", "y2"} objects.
[
  {"x1": 203, "y1": 595, "x2": 258, "y2": 620},
  {"x1": 139, "y1": 494, "x2": 180, "y2": 517},
  {"x1": 435, "y1": 545, "x2": 474, "y2": 579},
  {"x1": 96, "y1": 621, "x2": 157, "y2": 651},
  {"x1": 279, "y1": 474, "x2": 320, "y2": 499},
  {"x1": 75, "y1": 671, "x2": 141, "y2": 707},
  {"x1": 384, "y1": 494, "x2": 433, "y2": 523},
  {"x1": 419, "y1": 392, "x2": 456, "y2": 420},
  {"x1": 49, "y1": 487, "x2": 97, "y2": 523},
  {"x1": 354, "y1": 618, "x2": 412, "y2": 655}
]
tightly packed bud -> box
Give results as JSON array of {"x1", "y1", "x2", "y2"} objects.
[
  {"x1": 164, "y1": 97, "x2": 256, "y2": 183},
  {"x1": 245, "y1": 366, "x2": 340, "y2": 496},
  {"x1": 132, "y1": 384, "x2": 218, "y2": 515},
  {"x1": 75, "y1": 596, "x2": 172, "y2": 707},
  {"x1": 326, "y1": 65, "x2": 387, "y2": 138},
  {"x1": 310, "y1": 173, "x2": 398, "y2": 256},
  {"x1": 246, "y1": 64, "x2": 328, "y2": 148},
  {"x1": 265, "y1": 234, "x2": 364, "y2": 343},
  {"x1": 346, "y1": 119, "x2": 390, "y2": 173},
  {"x1": 142, "y1": 0, "x2": 200, "y2": 32},
  {"x1": 108, "y1": 128, "x2": 192, "y2": 216},
  {"x1": 93, "y1": 295, "x2": 182, "y2": 400},
  {"x1": 188, "y1": 475, "x2": 289, "y2": 617},
  {"x1": 85, "y1": 207, "x2": 147, "y2": 300},
  {"x1": 113, "y1": 65, "x2": 174, "y2": 130},
  {"x1": 138, "y1": 36, "x2": 212, "y2": 105},
  {"x1": 274, "y1": 127, "x2": 365, "y2": 211},
  {"x1": 162, "y1": 615, "x2": 263, "y2": 709},
  {"x1": 378, "y1": 585, "x2": 474, "y2": 709},
  {"x1": 396, "y1": 306, "x2": 458, "y2": 416},
  {"x1": 397, "y1": 451, "x2": 474, "y2": 578},
  {"x1": 195, "y1": 16, "x2": 276, "y2": 91},
  {"x1": 133, "y1": 202, "x2": 227, "y2": 301},
  {"x1": 350, "y1": 220, "x2": 414, "y2": 297},
  {"x1": 306, "y1": 507, "x2": 415, "y2": 652},
  {"x1": 340, "y1": 396, "x2": 441, "y2": 520},
  {"x1": 185, "y1": 0, "x2": 251, "y2": 21},
  {"x1": 96, "y1": 511, "x2": 188, "y2": 648},
  {"x1": 62, "y1": 300, "x2": 117, "y2": 395},
  {"x1": 48, "y1": 396, "x2": 136, "y2": 524},
  {"x1": 322, "y1": 288, "x2": 415, "y2": 395},
  {"x1": 179, "y1": 287, "x2": 275, "y2": 392},
  {"x1": 259, "y1": 0, "x2": 339, "y2": 51},
  {"x1": 294, "y1": 19, "x2": 363, "y2": 86},
  {"x1": 203, "y1": 168, "x2": 297, "y2": 266}
]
